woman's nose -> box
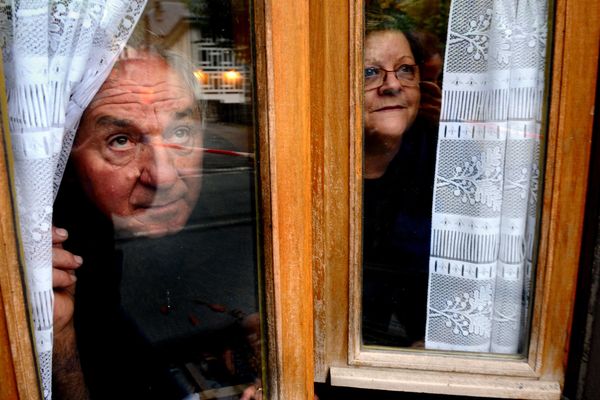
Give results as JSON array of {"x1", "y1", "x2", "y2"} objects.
[{"x1": 379, "y1": 70, "x2": 405, "y2": 93}]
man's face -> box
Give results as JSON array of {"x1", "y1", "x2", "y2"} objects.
[
  {"x1": 364, "y1": 30, "x2": 420, "y2": 147},
  {"x1": 72, "y1": 57, "x2": 203, "y2": 237}
]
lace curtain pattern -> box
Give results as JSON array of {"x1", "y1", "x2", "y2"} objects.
[
  {"x1": 1, "y1": 1, "x2": 146, "y2": 397},
  {"x1": 425, "y1": 0, "x2": 547, "y2": 353}
]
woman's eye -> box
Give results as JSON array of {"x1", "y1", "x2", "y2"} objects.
[
  {"x1": 397, "y1": 64, "x2": 416, "y2": 77},
  {"x1": 364, "y1": 67, "x2": 380, "y2": 79},
  {"x1": 108, "y1": 135, "x2": 134, "y2": 150}
]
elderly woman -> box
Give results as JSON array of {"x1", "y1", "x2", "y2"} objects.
[
  {"x1": 363, "y1": 29, "x2": 422, "y2": 178},
  {"x1": 362, "y1": 25, "x2": 441, "y2": 347}
]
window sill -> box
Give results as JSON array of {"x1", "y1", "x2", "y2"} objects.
[{"x1": 330, "y1": 366, "x2": 561, "y2": 399}]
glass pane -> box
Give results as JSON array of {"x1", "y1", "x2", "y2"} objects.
[
  {"x1": 52, "y1": 2, "x2": 264, "y2": 398},
  {"x1": 361, "y1": 0, "x2": 547, "y2": 355}
]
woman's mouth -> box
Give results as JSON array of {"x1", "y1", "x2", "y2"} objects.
[{"x1": 373, "y1": 105, "x2": 406, "y2": 112}]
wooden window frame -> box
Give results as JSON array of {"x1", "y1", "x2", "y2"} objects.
[
  {"x1": 313, "y1": 0, "x2": 600, "y2": 399},
  {"x1": 0, "y1": 1, "x2": 598, "y2": 399},
  {"x1": 0, "y1": 1, "x2": 316, "y2": 399}
]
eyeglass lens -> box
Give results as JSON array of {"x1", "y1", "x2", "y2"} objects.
[{"x1": 364, "y1": 65, "x2": 419, "y2": 90}]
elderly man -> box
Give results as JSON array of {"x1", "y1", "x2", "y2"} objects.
[
  {"x1": 70, "y1": 51, "x2": 204, "y2": 238},
  {"x1": 52, "y1": 49, "x2": 260, "y2": 399}
]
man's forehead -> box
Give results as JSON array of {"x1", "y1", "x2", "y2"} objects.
[
  {"x1": 88, "y1": 58, "x2": 195, "y2": 110},
  {"x1": 103, "y1": 55, "x2": 190, "y2": 91}
]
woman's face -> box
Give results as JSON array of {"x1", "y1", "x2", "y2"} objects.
[{"x1": 364, "y1": 30, "x2": 420, "y2": 147}]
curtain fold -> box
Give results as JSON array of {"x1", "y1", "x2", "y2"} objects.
[
  {"x1": 425, "y1": 0, "x2": 548, "y2": 354},
  {"x1": 1, "y1": 1, "x2": 146, "y2": 397}
]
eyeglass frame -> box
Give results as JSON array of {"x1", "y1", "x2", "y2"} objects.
[{"x1": 364, "y1": 64, "x2": 420, "y2": 91}]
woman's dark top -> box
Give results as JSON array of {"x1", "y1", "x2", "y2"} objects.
[{"x1": 362, "y1": 116, "x2": 438, "y2": 347}]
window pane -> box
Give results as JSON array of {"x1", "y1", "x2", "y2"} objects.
[
  {"x1": 361, "y1": 0, "x2": 546, "y2": 355},
  {"x1": 52, "y1": 2, "x2": 263, "y2": 398}
]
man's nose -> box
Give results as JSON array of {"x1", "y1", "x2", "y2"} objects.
[{"x1": 138, "y1": 141, "x2": 179, "y2": 189}]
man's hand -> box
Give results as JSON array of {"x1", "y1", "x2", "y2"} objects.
[
  {"x1": 240, "y1": 382, "x2": 262, "y2": 400},
  {"x1": 52, "y1": 226, "x2": 90, "y2": 400},
  {"x1": 52, "y1": 226, "x2": 82, "y2": 335}
]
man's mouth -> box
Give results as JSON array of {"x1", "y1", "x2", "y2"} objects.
[
  {"x1": 132, "y1": 189, "x2": 187, "y2": 209},
  {"x1": 145, "y1": 199, "x2": 181, "y2": 208},
  {"x1": 112, "y1": 198, "x2": 190, "y2": 238},
  {"x1": 132, "y1": 197, "x2": 185, "y2": 214},
  {"x1": 127, "y1": 200, "x2": 186, "y2": 228}
]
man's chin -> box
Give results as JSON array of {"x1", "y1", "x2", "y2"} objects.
[{"x1": 111, "y1": 214, "x2": 187, "y2": 239}]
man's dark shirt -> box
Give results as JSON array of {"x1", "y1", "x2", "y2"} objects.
[{"x1": 54, "y1": 164, "x2": 259, "y2": 399}]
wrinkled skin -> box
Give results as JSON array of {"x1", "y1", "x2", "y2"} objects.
[{"x1": 71, "y1": 57, "x2": 203, "y2": 237}]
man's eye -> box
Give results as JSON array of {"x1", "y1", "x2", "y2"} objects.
[
  {"x1": 364, "y1": 67, "x2": 380, "y2": 79},
  {"x1": 108, "y1": 135, "x2": 134, "y2": 150},
  {"x1": 167, "y1": 127, "x2": 193, "y2": 146}
]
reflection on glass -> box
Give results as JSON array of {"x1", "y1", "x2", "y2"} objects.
[
  {"x1": 362, "y1": 0, "x2": 547, "y2": 355},
  {"x1": 52, "y1": 1, "x2": 262, "y2": 398},
  {"x1": 362, "y1": 2, "x2": 442, "y2": 347},
  {"x1": 361, "y1": 1, "x2": 447, "y2": 348}
]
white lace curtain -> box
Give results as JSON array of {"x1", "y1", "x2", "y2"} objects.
[
  {"x1": 0, "y1": 1, "x2": 146, "y2": 398},
  {"x1": 425, "y1": 0, "x2": 547, "y2": 353}
]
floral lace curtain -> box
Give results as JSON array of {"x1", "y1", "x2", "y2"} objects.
[
  {"x1": 0, "y1": 1, "x2": 146, "y2": 398},
  {"x1": 425, "y1": 0, "x2": 547, "y2": 353}
]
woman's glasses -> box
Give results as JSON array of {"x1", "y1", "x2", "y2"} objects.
[{"x1": 364, "y1": 64, "x2": 420, "y2": 90}]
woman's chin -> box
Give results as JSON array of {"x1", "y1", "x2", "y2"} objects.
[{"x1": 365, "y1": 127, "x2": 405, "y2": 149}]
